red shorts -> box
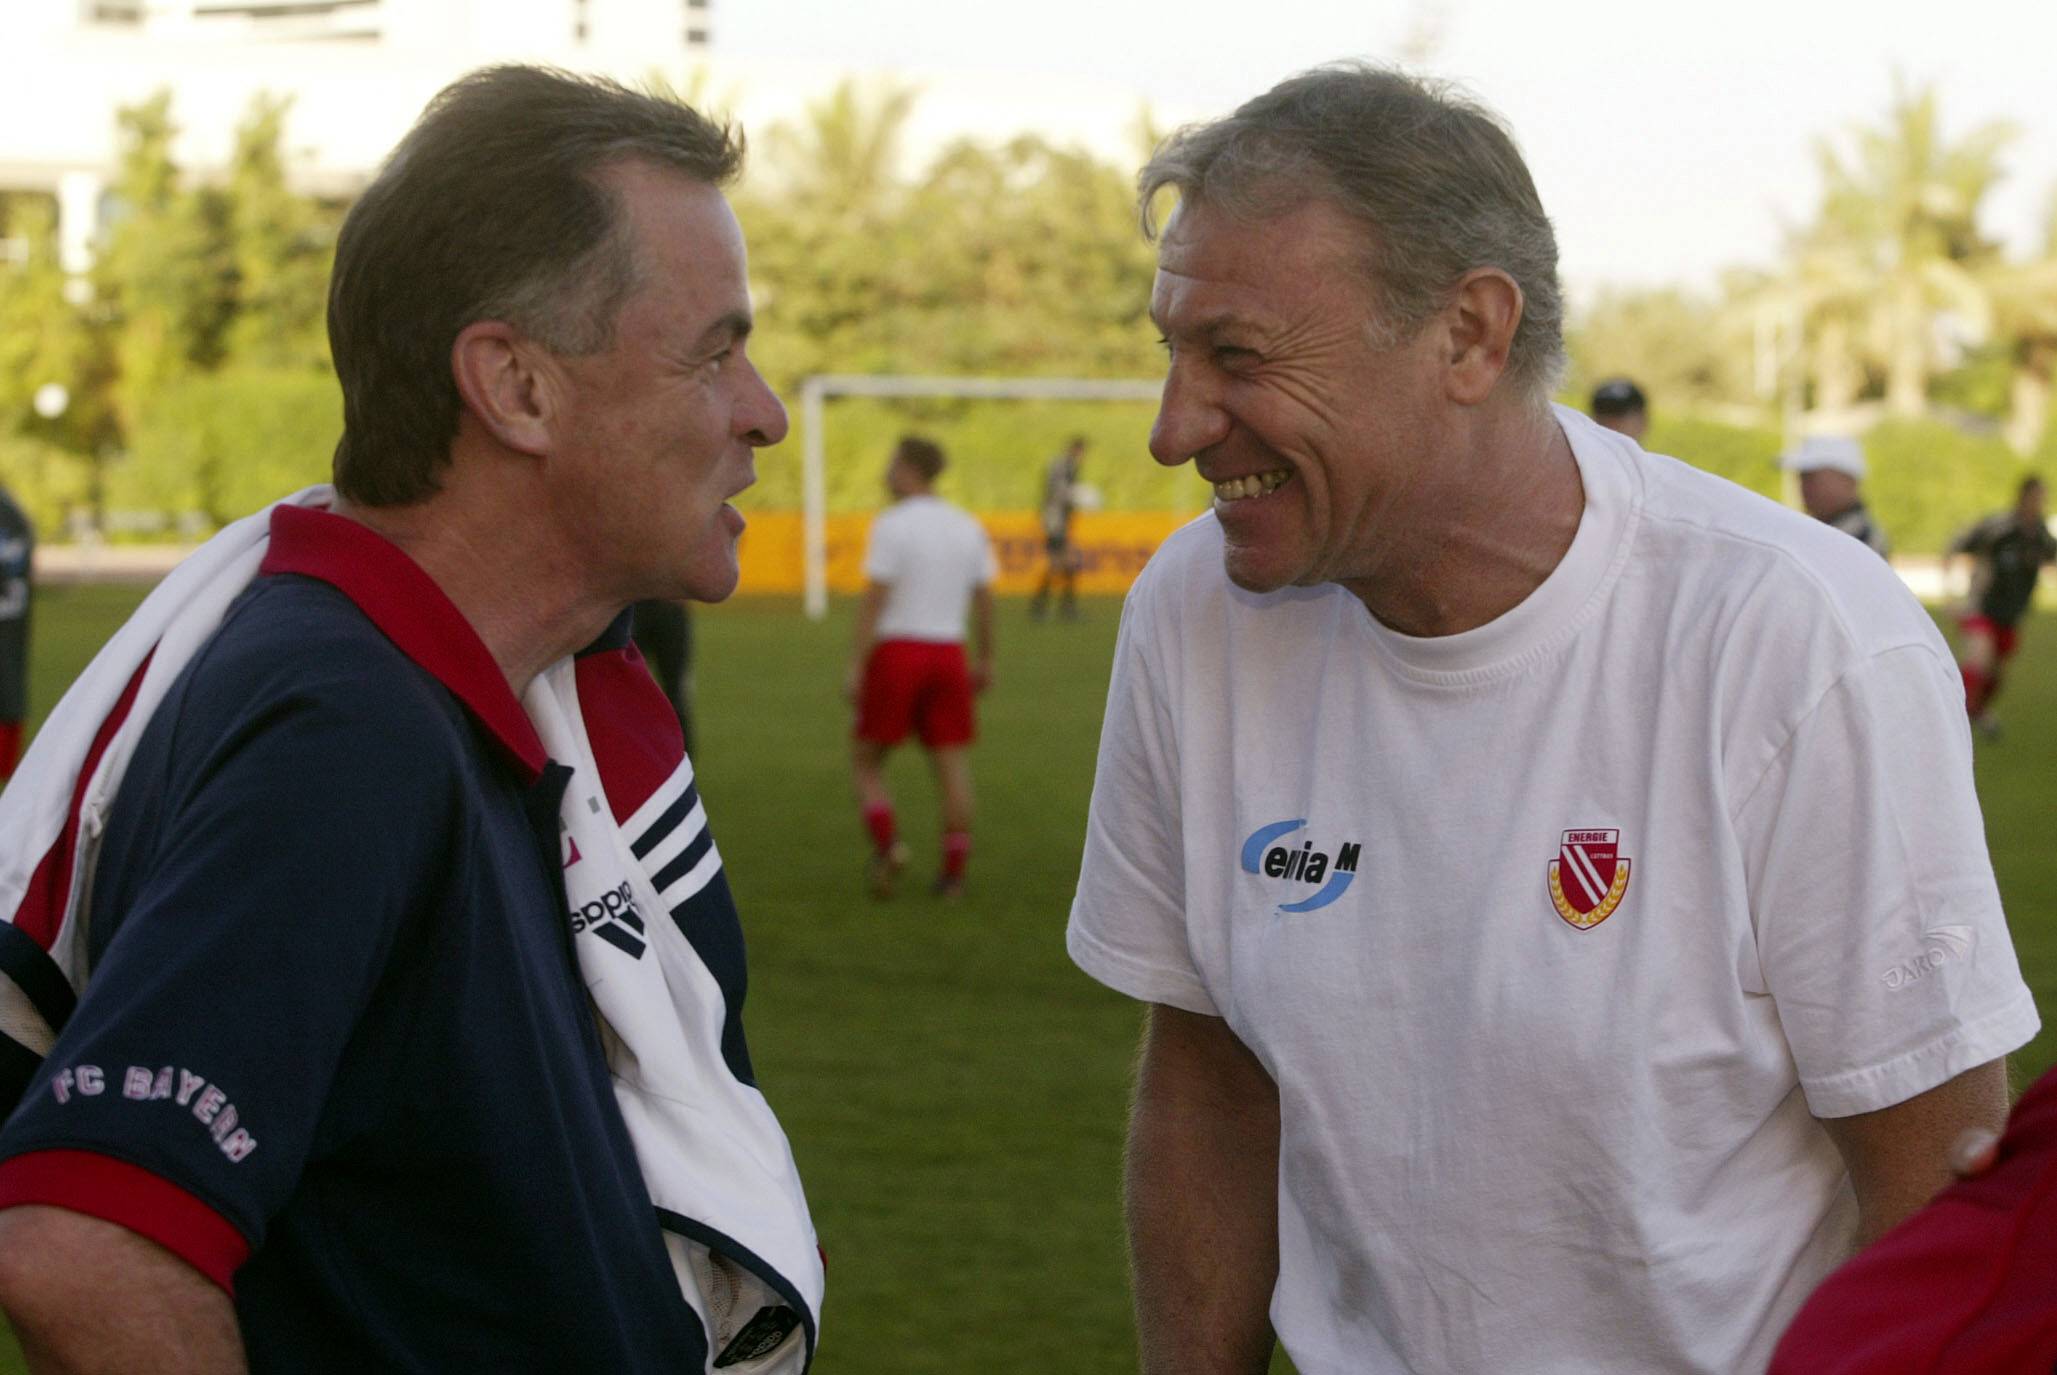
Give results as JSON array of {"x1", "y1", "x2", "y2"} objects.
[
  {"x1": 0, "y1": 720, "x2": 19, "y2": 779},
  {"x1": 856, "y1": 640, "x2": 975, "y2": 748},
  {"x1": 1959, "y1": 615, "x2": 2020, "y2": 660}
]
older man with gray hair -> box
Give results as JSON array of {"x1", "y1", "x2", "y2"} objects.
[{"x1": 1066, "y1": 64, "x2": 2035, "y2": 1374}]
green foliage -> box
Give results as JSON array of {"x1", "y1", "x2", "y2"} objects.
[
  {"x1": 744, "y1": 396, "x2": 1196, "y2": 516},
  {"x1": 737, "y1": 82, "x2": 1161, "y2": 403},
  {"x1": 94, "y1": 90, "x2": 240, "y2": 423},
  {"x1": 0, "y1": 434, "x2": 93, "y2": 536},
  {"x1": 1863, "y1": 418, "x2": 2035, "y2": 552},
  {"x1": 109, "y1": 369, "x2": 341, "y2": 526},
  {"x1": 1566, "y1": 288, "x2": 1752, "y2": 412},
  {"x1": 1643, "y1": 413, "x2": 1785, "y2": 500},
  {"x1": 222, "y1": 95, "x2": 339, "y2": 370}
]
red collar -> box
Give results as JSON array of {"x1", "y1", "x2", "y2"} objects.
[{"x1": 259, "y1": 505, "x2": 548, "y2": 783}]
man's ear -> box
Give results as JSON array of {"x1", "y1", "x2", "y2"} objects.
[
  {"x1": 451, "y1": 320, "x2": 557, "y2": 457},
  {"x1": 1442, "y1": 267, "x2": 1524, "y2": 406}
]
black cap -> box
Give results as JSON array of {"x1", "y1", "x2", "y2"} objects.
[{"x1": 1590, "y1": 378, "x2": 1647, "y2": 417}]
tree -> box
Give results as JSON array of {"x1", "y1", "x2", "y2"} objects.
[
  {"x1": 93, "y1": 90, "x2": 237, "y2": 431},
  {"x1": 1804, "y1": 81, "x2": 2013, "y2": 417},
  {"x1": 1983, "y1": 188, "x2": 2057, "y2": 453},
  {"x1": 0, "y1": 195, "x2": 98, "y2": 530},
  {"x1": 222, "y1": 94, "x2": 336, "y2": 370}
]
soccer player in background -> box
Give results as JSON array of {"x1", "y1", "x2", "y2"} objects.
[
  {"x1": 0, "y1": 479, "x2": 30, "y2": 779},
  {"x1": 1068, "y1": 64, "x2": 2033, "y2": 1375},
  {"x1": 847, "y1": 436, "x2": 996, "y2": 898},
  {"x1": 1949, "y1": 473, "x2": 2054, "y2": 735},
  {"x1": 1030, "y1": 436, "x2": 1088, "y2": 620},
  {"x1": 1588, "y1": 375, "x2": 1648, "y2": 440},
  {"x1": 1787, "y1": 434, "x2": 1889, "y2": 557}
]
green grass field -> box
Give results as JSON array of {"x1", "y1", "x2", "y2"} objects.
[{"x1": 3, "y1": 585, "x2": 2053, "y2": 1373}]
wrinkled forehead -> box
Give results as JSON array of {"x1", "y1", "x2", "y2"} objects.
[{"x1": 1151, "y1": 195, "x2": 1369, "y2": 321}]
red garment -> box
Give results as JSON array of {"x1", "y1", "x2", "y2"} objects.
[
  {"x1": 1770, "y1": 1068, "x2": 2057, "y2": 1373},
  {"x1": 1958, "y1": 614, "x2": 2021, "y2": 661},
  {"x1": 855, "y1": 640, "x2": 976, "y2": 748}
]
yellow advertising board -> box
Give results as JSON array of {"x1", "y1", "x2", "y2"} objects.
[{"x1": 733, "y1": 510, "x2": 1202, "y2": 597}]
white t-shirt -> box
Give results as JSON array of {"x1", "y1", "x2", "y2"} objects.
[
  {"x1": 1067, "y1": 406, "x2": 2039, "y2": 1375},
  {"x1": 863, "y1": 495, "x2": 996, "y2": 644}
]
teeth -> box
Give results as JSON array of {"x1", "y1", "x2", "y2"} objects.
[{"x1": 1212, "y1": 469, "x2": 1291, "y2": 502}]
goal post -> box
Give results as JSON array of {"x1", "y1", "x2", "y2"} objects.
[{"x1": 797, "y1": 373, "x2": 1165, "y2": 619}]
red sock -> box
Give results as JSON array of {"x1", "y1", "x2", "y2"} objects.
[
  {"x1": 941, "y1": 830, "x2": 972, "y2": 880},
  {"x1": 863, "y1": 802, "x2": 897, "y2": 854},
  {"x1": 1962, "y1": 663, "x2": 1989, "y2": 716}
]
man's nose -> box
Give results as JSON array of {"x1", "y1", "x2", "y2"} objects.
[
  {"x1": 739, "y1": 359, "x2": 789, "y2": 447},
  {"x1": 1148, "y1": 361, "x2": 1229, "y2": 469}
]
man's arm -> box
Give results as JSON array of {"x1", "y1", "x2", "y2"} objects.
[
  {"x1": 1127, "y1": 1004, "x2": 1279, "y2": 1375},
  {"x1": 843, "y1": 581, "x2": 889, "y2": 702},
  {"x1": 0, "y1": 1206, "x2": 245, "y2": 1374},
  {"x1": 1818, "y1": 1057, "x2": 2012, "y2": 1248},
  {"x1": 969, "y1": 584, "x2": 995, "y2": 692}
]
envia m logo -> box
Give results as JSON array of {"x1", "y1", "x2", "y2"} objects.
[{"x1": 1240, "y1": 819, "x2": 1362, "y2": 913}]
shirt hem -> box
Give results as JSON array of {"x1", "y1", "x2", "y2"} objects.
[
  {"x1": 1801, "y1": 989, "x2": 2042, "y2": 1118},
  {"x1": 1066, "y1": 920, "x2": 1219, "y2": 1017},
  {"x1": 0, "y1": 1147, "x2": 250, "y2": 1293}
]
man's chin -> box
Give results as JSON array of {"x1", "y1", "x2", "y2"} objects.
[{"x1": 1220, "y1": 544, "x2": 1299, "y2": 595}]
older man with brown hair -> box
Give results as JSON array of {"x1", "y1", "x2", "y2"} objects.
[
  {"x1": 1067, "y1": 63, "x2": 2036, "y2": 1374},
  {"x1": 0, "y1": 67, "x2": 818, "y2": 1372}
]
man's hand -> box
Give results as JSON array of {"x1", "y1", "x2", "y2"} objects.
[
  {"x1": 0, "y1": 1205, "x2": 246, "y2": 1374},
  {"x1": 842, "y1": 663, "x2": 863, "y2": 705},
  {"x1": 970, "y1": 657, "x2": 993, "y2": 694},
  {"x1": 1819, "y1": 1058, "x2": 2011, "y2": 1249}
]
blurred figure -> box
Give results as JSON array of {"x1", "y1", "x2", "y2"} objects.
[
  {"x1": 631, "y1": 599, "x2": 694, "y2": 756},
  {"x1": 1770, "y1": 1064, "x2": 2057, "y2": 1373},
  {"x1": 1949, "y1": 474, "x2": 2054, "y2": 736},
  {"x1": 1030, "y1": 436, "x2": 1088, "y2": 620},
  {"x1": 846, "y1": 436, "x2": 996, "y2": 898},
  {"x1": 1787, "y1": 435, "x2": 1889, "y2": 557},
  {"x1": 0, "y1": 481, "x2": 29, "y2": 779},
  {"x1": 1588, "y1": 376, "x2": 1648, "y2": 440}
]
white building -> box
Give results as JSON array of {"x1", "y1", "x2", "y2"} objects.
[{"x1": 0, "y1": 0, "x2": 715, "y2": 272}]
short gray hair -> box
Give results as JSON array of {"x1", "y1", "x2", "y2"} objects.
[{"x1": 1139, "y1": 63, "x2": 1565, "y2": 401}]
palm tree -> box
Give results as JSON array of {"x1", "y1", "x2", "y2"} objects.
[
  {"x1": 1986, "y1": 188, "x2": 2057, "y2": 453},
  {"x1": 1805, "y1": 81, "x2": 2013, "y2": 417}
]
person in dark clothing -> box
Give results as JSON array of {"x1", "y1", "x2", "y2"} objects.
[
  {"x1": 631, "y1": 599, "x2": 694, "y2": 756},
  {"x1": 1950, "y1": 475, "x2": 2054, "y2": 735},
  {"x1": 1588, "y1": 377, "x2": 1648, "y2": 441},
  {"x1": 0, "y1": 482, "x2": 31, "y2": 779},
  {"x1": 1786, "y1": 434, "x2": 1889, "y2": 558}
]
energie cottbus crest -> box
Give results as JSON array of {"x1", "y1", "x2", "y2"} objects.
[{"x1": 1547, "y1": 828, "x2": 1630, "y2": 930}]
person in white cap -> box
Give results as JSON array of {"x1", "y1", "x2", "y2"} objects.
[{"x1": 1788, "y1": 435, "x2": 1889, "y2": 557}]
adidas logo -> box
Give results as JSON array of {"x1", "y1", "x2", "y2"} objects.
[{"x1": 571, "y1": 878, "x2": 648, "y2": 959}]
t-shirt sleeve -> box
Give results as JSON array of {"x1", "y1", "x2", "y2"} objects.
[
  {"x1": 862, "y1": 516, "x2": 900, "y2": 585},
  {"x1": 1737, "y1": 643, "x2": 2039, "y2": 1118},
  {"x1": 1066, "y1": 586, "x2": 1215, "y2": 1015},
  {"x1": 976, "y1": 523, "x2": 998, "y2": 587},
  {"x1": 0, "y1": 690, "x2": 457, "y2": 1291}
]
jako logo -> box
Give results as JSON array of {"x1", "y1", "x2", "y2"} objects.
[
  {"x1": 1240, "y1": 819, "x2": 1362, "y2": 913},
  {"x1": 571, "y1": 878, "x2": 648, "y2": 959},
  {"x1": 1881, "y1": 925, "x2": 1975, "y2": 991}
]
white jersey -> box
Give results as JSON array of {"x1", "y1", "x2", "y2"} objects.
[
  {"x1": 1067, "y1": 406, "x2": 2038, "y2": 1375},
  {"x1": 864, "y1": 494, "x2": 996, "y2": 643}
]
